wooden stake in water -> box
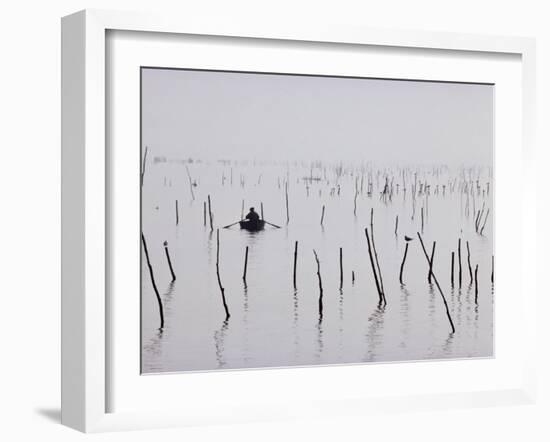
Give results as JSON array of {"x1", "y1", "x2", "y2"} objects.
[
  {"x1": 242, "y1": 246, "x2": 249, "y2": 284},
  {"x1": 320, "y1": 205, "x2": 325, "y2": 226},
  {"x1": 417, "y1": 233, "x2": 455, "y2": 333},
  {"x1": 394, "y1": 215, "x2": 399, "y2": 236},
  {"x1": 339, "y1": 247, "x2": 343, "y2": 289},
  {"x1": 491, "y1": 255, "x2": 494, "y2": 284},
  {"x1": 466, "y1": 241, "x2": 473, "y2": 284},
  {"x1": 285, "y1": 181, "x2": 290, "y2": 224},
  {"x1": 141, "y1": 146, "x2": 148, "y2": 187},
  {"x1": 260, "y1": 202, "x2": 264, "y2": 220},
  {"x1": 313, "y1": 249, "x2": 324, "y2": 322},
  {"x1": 480, "y1": 209, "x2": 490, "y2": 235},
  {"x1": 352, "y1": 271, "x2": 355, "y2": 284},
  {"x1": 370, "y1": 209, "x2": 386, "y2": 302},
  {"x1": 365, "y1": 227, "x2": 384, "y2": 306},
  {"x1": 428, "y1": 241, "x2": 436, "y2": 283},
  {"x1": 175, "y1": 200, "x2": 179, "y2": 226},
  {"x1": 208, "y1": 195, "x2": 214, "y2": 231},
  {"x1": 474, "y1": 264, "x2": 479, "y2": 304},
  {"x1": 216, "y1": 229, "x2": 230, "y2": 320},
  {"x1": 399, "y1": 242, "x2": 409, "y2": 285},
  {"x1": 163, "y1": 241, "x2": 176, "y2": 281},
  {"x1": 141, "y1": 233, "x2": 164, "y2": 329},
  {"x1": 185, "y1": 165, "x2": 195, "y2": 201},
  {"x1": 458, "y1": 238, "x2": 463, "y2": 289},
  {"x1": 293, "y1": 241, "x2": 298, "y2": 289}
]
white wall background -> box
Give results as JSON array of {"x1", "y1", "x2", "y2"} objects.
[{"x1": 0, "y1": 1, "x2": 548, "y2": 441}]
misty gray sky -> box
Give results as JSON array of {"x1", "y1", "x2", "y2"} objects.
[{"x1": 141, "y1": 68, "x2": 493, "y2": 165}]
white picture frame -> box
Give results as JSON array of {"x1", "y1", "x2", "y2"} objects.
[{"x1": 61, "y1": 9, "x2": 537, "y2": 433}]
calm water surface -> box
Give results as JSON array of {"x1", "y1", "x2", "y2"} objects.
[{"x1": 141, "y1": 160, "x2": 493, "y2": 373}]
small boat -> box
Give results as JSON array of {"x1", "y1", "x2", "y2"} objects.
[{"x1": 239, "y1": 220, "x2": 265, "y2": 232}]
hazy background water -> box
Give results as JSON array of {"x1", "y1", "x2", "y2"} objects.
[{"x1": 141, "y1": 160, "x2": 493, "y2": 373}]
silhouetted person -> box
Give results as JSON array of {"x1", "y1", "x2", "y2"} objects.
[{"x1": 245, "y1": 207, "x2": 260, "y2": 223}]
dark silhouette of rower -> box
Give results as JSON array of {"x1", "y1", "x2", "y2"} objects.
[{"x1": 245, "y1": 207, "x2": 260, "y2": 223}]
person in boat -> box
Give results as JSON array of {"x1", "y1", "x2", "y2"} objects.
[{"x1": 245, "y1": 207, "x2": 260, "y2": 224}]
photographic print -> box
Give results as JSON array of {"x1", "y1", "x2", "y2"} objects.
[{"x1": 140, "y1": 67, "x2": 494, "y2": 374}]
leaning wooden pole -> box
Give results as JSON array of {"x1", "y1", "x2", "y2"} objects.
[
  {"x1": 399, "y1": 242, "x2": 409, "y2": 285},
  {"x1": 364, "y1": 227, "x2": 384, "y2": 305},
  {"x1": 141, "y1": 233, "x2": 164, "y2": 329},
  {"x1": 208, "y1": 195, "x2": 214, "y2": 231},
  {"x1": 428, "y1": 241, "x2": 436, "y2": 283},
  {"x1": 313, "y1": 249, "x2": 324, "y2": 322},
  {"x1": 242, "y1": 246, "x2": 249, "y2": 284},
  {"x1": 163, "y1": 241, "x2": 176, "y2": 282},
  {"x1": 417, "y1": 233, "x2": 455, "y2": 333},
  {"x1": 480, "y1": 209, "x2": 490, "y2": 235},
  {"x1": 466, "y1": 241, "x2": 473, "y2": 285},
  {"x1": 320, "y1": 205, "x2": 325, "y2": 226},
  {"x1": 370, "y1": 209, "x2": 386, "y2": 302},
  {"x1": 185, "y1": 165, "x2": 195, "y2": 201},
  {"x1": 141, "y1": 146, "x2": 148, "y2": 187},
  {"x1": 216, "y1": 229, "x2": 230, "y2": 320}
]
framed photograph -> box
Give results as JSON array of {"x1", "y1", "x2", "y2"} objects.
[{"x1": 61, "y1": 9, "x2": 537, "y2": 432}]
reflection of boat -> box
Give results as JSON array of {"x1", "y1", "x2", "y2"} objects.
[{"x1": 239, "y1": 220, "x2": 265, "y2": 231}]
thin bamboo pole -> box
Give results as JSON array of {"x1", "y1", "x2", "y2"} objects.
[
  {"x1": 216, "y1": 229, "x2": 230, "y2": 320},
  {"x1": 141, "y1": 233, "x2": 164, "y2": 329},
  {"x1": 163, "y1": 240, "x2": 176, "y2": 281},
  {"x1": 417, "y1": 233, "x2": 455, "y2": 333}
]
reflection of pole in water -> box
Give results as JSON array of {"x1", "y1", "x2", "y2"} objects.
[
  {"x1": 213, "y1": 320, "x2": 229, "y2": 369},
  {"x1": 398, "y1": 285, "x2": 411, "y2": 349},
  {"x1": 364, "y1": 305, "x2": 386, "y2": 362}
]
